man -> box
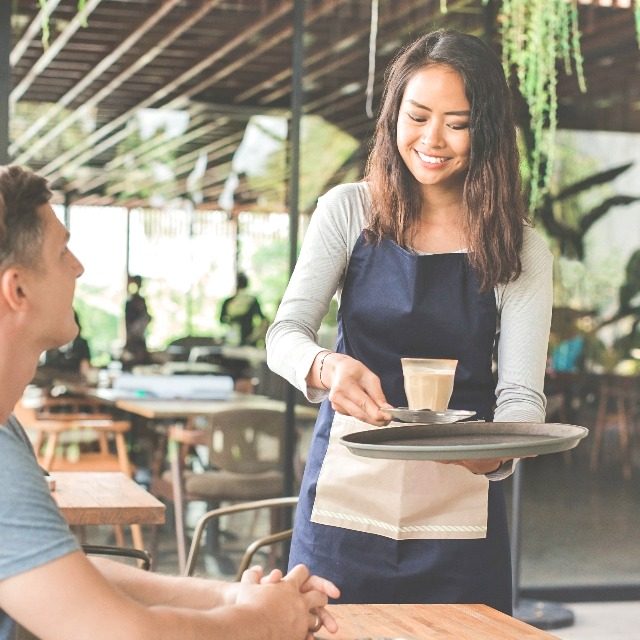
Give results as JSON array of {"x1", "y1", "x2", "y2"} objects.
[{"x1": 0, "y1": 165, "x2": 339, "y2": 640}]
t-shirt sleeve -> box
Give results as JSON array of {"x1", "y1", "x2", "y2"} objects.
[{"x1": 0, "y1": 424, "x2": 80, "y2": 582}]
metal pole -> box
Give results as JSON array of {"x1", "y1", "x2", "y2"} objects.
[
  {"x1": 63, "y1": 190, "x2": 72, "y2": 229},
  {"x1": 511, "y1": 460, "x2": 575, "y2": 630},
  {"x1": 283, "y1": 0, "x2": 305, "y2": 502},
  {"x1": 0, "y1": 1, "x2": 11, "y2": 164},
  {"x1": 510, "y1": 462, "x2": 524, "y2": 611}
]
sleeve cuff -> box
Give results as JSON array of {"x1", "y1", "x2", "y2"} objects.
[{"x1": 485, "y1": 458, "x2": 518, "y2": 481}]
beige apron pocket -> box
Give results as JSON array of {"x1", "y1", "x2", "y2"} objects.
[{"x1": 311, "y1": 413, "x2": 488, "y2": 540}]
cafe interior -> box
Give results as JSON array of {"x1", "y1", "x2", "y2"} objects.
[{"x1": 3, "y1": 0, "x2": 640, "y2": 637}]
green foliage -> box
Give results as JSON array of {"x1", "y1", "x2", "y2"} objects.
[
  {"x1": 499, "y1": 0, "x2": 586, "y2": 209},
  {"x1": 73, "y1": 291, "x2": 120, "y2": 367},
  {"x1": 11, "y1": 101, "x2": 87, "y2": 164},
  {"x1": 37, "y1": 0, "x2": 88, "y2": 48}
]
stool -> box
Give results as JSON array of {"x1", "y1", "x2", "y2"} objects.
[{"x1": 590, "y1": 375, "x2": 637, "y2": 480}]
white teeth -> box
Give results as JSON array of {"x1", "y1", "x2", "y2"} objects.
[{"x1": 417, "y1": 151, "x2": 447, "y2": 164}]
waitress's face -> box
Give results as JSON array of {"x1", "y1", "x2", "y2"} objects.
[{"x1": 396, "y1": 64, "x2": 471, "y2": 191}]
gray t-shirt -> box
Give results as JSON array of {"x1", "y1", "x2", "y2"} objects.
[{"x1": 0, "y1": 416, "x2": 79, "y2": 640}]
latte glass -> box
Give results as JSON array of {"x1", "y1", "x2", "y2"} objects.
[{"x1": 401, "y1": 358, "x2": 458, "y2": 411}]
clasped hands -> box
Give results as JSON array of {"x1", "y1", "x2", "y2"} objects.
[{"x1": 236, "y1": 564, "x2": 340, "y2": 639}]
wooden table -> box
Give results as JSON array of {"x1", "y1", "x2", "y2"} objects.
[
  {"x1": 110, "y1": 394, "x2": 318, "y2": 422},
  {"x1": 322, "y1": 604, "x2": 560, "y2": 639},
  {"x1": 51, "y1": 471, "x2": 165, "y2": 527}
]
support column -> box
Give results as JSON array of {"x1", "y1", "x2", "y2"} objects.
[
  {"x1": 0, "y1": 1, "x2": 11, "y2": 164},
  {"x1": 284, "y1": 0, "x2": 305, "y2": 501}
]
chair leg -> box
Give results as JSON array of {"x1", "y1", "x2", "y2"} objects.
[
  {"x1": 590, "y1": 387, "x2": 608, "y2": 472},
  {"x1": 170, "y1": 442, "x2": 188, "y2": 573},
  {"x1": 616, "y1": 395, "x2": 632, "y2": 480},
  {"x1": 115, "y1": 432, "x2": 132, "y2": 477},
  {"x1": 131, "y1": 524, "x2": 144, "y2": 551},
  {"x1": 41, "y1": 432, "x2": 59, "y2": 471}
]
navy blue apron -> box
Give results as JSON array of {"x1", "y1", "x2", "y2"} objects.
[{"x1": 289, "y1": 233, "x2": 512, "y2": 613}]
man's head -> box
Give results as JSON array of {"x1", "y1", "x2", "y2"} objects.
[
  {"x1": 0, "y1": 165, "x2": 83, "y2": 355},
  {"x1": 236, "y1": 272, "x2": 248, "y2": 290}
]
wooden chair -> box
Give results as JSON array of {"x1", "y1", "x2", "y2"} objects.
[
  {"x1": 184, "y1": 496, "x2": 298, "y2": 579},
  {"x1": 14, "y1": 396, "x2": 132, "y2": 476},
  {"x1": 157, "y1": 407, "x2": 288, "y2": 573}
]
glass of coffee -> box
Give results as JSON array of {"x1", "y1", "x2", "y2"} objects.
[{"x1": 401, "y1": 358, "x2": 458, "y2": 411}]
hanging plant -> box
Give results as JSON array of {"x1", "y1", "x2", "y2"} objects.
[
  {"x1": 37, "y1": 0, "x2": 88, "y2": 48},
  {"x1": 499, "y1": 0, "x2": 586, "y2": 209}
]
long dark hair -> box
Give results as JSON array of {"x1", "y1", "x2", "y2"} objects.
[{"x1": 365, "y1": 29, "x2": 526, "y2": 290}]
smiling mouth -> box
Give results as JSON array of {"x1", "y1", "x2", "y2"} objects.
[{"x1": 415, "y1": 150, "x2": 449, "y2": 164}]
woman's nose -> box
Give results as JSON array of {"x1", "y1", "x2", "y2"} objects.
[{"x1": 420, "y1": 122, "x2": 444, "y2": 148}]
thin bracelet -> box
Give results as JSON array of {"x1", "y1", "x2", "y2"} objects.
[{"x1": 318, "y1": 351, "x2": 333, "y2": 390}]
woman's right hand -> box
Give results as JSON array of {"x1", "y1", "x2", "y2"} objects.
[{"x1": 316, "y1": 352, "x2": 392, "y2": 426}]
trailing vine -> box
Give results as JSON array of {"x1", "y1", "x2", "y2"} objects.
[
  {"x1": 499, "y1": 0, "x2": 586, "y2": 208},
  {"x1": 37, "y1": 0, "x2": 88, "y2": 48}
]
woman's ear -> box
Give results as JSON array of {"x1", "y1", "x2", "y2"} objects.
[{"x1": 0, "y1": 267, "x2": 28, "y2": 311}]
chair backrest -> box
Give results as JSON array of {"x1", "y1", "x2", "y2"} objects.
[
  {"x1": 207, "y1": 408, "x2": 285, "y2": 474},
  {"x1": 184, "y1": 496, "x2": 298, "y2": 579}
]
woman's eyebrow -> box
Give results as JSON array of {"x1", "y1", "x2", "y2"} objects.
[{"x1": 405, "y1": 98, "x2": 470, "y2": 116}]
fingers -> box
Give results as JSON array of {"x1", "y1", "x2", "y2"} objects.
[
  {"x1": 330, "y1": 376, "x2": 391, "y2": 426},
  {"x1": 240, "y1": 566, "x2": 261, "y2": 584},
  {"x1": 324, "y1": 356, "x2": 391, "y2": 425},
  {"x1": 299, "y1": 574, "x2": 341, "y2": 599},
  {"x1": 315, "y1": 605, "x2": 339, "y2": 634},
  {"x1": 260, "y1": 568, "x2": 283, "y2": 584},
  {"x1": 308, "y1": 610, "x2": 323, "y2": 633},
  {"x1": 441, "y1": 457, "x2": 509, "y2": 475},
  {"x1": 282, "y1": 563, "x2": 311, "y2": 589},
  {"x1": 302, "y1": 587, "x2": 329, "y2": 611}
]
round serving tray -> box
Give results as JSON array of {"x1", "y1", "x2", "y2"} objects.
[{"x1": 340, "y1": 422, "x2": 589, "y2": 461}]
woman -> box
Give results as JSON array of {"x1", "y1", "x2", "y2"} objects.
[{"x1": 266, "y1": 30, "x2": 552, "y2": 613}]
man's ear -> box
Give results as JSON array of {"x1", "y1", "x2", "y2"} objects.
[{"x1": 0, "y1": 267, "x2": 29, "y2": 311}]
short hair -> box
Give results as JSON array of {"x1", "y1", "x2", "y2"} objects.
[
  {"x1": 0, "y1": 165, "x2": 52, "y2": 269},
  {"x1": 236, "y1": 272, "x2": 249, "y2": 289}
]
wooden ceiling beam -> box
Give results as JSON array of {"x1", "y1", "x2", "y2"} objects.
[
  {"x1": 39, "y1": 0, "x2": 293, "y2": 183},
  {"x1": 10, "y1": 0, "x2": 102, "y2": 105},
  {"x1": 253, "y1": 0, "x2": 429, "y2": 106},
  {"x1": 104, "y1": 129, "x2": 246, "y2": 201},
  {"x1": 11, "y1": 0, "x2": 184, "y2": 155},
  {"x1": 14, "y1": 0, "x2": 224, "y2": 166}
]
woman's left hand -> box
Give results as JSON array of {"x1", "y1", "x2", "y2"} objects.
[{"x1": 440, "y1": 458, "x2": 510, "y2": 475}]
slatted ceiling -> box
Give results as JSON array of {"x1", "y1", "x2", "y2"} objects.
[{"x1": 9, "y1": 0, "x2": 640, "y2": 208}]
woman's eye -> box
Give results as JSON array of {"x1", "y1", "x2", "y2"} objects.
[
  {"x1": 448, "y1": 123, "x2": 469, "y2": 130},
  {"x1": 408, "y1": 113, "x2": 426, "y2": 123}
]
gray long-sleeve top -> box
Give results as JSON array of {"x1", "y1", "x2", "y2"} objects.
[{"x1": 267, "y1": 182, "x2": 553, "y2": 423}]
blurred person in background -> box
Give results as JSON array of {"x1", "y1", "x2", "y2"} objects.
[{"x1": 220, "y1": 272, "x2": 267, "y2": 347}]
